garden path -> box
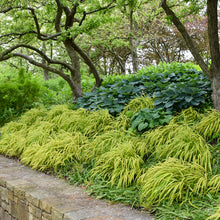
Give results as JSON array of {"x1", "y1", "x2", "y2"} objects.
[{"x1": 0, "y1": 155, "x2": 154, "y2": 220}]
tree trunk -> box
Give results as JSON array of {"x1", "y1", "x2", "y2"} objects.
[
  {"x1": 207, "y1": 0, "x2": 220, "y2": 111},
  {"x1": 161, "y1": 0, "x2": 220, "y2": 112},
  {"x1": 129, "y1": 9, "x2": 139, "y2": 73},
  {"x1": 42, "y1": 42, "x2": 49, "y2": 81},
  {"x1": 67, "y1": 78, "x2": 83, "y2": 100},
  {"x1": 211, "y1": 73, "x2": 220, "y2": 112},
  {"x1": 69, "y1": 40, "x2": 103, "y2": 91},
  {"x1": 64, "y1": 39, "x2": 83, "y2": 98}
]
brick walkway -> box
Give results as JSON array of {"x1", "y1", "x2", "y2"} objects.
[{"x1": 0, "y1": 155, "x2": 154, "y2": 220}]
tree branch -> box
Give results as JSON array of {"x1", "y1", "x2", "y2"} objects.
[
  {"x1": 1, "y1": 6, "x2": 61, "y2": 41},
  {"x1": 64, "y1": 3, "x2": 79, "y2": 29},
  {"x1": 160, "y1": 0, "x2": 210, "y2": 77},
  {"x1": 79, "y1": 0, "x2": 116, "y2": 26},
  {"x1": 55, "y1": 0, "x2": 63, "y2": 33},
  {"x1": 0, "y1": 52, "x2": 68, "y2": 78},
  {"x1": 0, "y1": 44, "x2": 75, "y2": 72}
]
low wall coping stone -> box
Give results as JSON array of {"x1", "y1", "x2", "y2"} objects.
[{"x1": 0, "y1": 155, "x2": 154, "y2": 220}]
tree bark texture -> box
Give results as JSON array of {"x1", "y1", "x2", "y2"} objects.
[{"x1": 207, "y1": 0, "x2": 220, "y2": 112}]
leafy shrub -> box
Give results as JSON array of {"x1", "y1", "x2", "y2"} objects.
[
  {"x1": 75, "y1": 80, "x2": 143, "y2": 116},
  {"x1": 0, "y1": 68, "x2": 41, "y2": 125},
  {"x1": 154, "y1": 80, "x2": 210, "y2": 113},
  {"x1": 130, "y1": 108, "x2": 172, "y2": 132},
  {"x1": 113, "y1": 96, "x2": 155, "y2": 131},
  {"x1": 38, "y1": 78, "x2": 73, "y2": 107}
]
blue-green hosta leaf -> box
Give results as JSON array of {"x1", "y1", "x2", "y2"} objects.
[
  {"x1": 185, "y1": 96, "x2": 193, "y2": 103},
  {"x1": 165, "y1": 101, "x2": 174, "y2": 108},
  {"x1": 138, "y1": 122, "x2": 149, "y2": 131}
]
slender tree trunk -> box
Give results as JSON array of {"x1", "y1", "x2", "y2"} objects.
[
  {"x1": 42, "y1": 42, "x2": 49, "y2": 81},
  {"x1": 129, "y1": 9, "x2": 139, "y2": 73}
]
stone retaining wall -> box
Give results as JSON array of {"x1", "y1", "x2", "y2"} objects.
[
  {"x1": 0, "y1": 178, "x2": 65, "y2": 220},
  {"x1": 0, "y1": 155, "x2": 154, "y2": 220}
]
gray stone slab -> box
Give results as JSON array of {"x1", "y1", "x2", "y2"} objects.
[{"x1": 0, "y1": 155, "x2": 154, "y2": 220}]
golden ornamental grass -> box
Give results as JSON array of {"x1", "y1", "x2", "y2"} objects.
[
  {"x1": 206, "y1": 206, "x2": 220, "y2": 220},
  {"x1": 207, "y1": 174, "x2": 220, "y2": 194},
  {"x1": 138, "y1": 158, "x2": 209, "y2": 208},
  {"x1": 195, "y1": 109, "x2": 220, "y2": 141},
  {"x1": 90, "y1": 142, "x2": 144, "y2": 188},
  {"x1": 154, "y1": 126, "x2": 212, "y2": 171},
  {"x1": 122, "y1": 96, "x2": 154, "y2": 115},
  {"x1": 84, "y1": 130, "x2": 132, "y2": 161},
  {"x1": 171, "y1": 107, "x2": 201, "y2": 125},
  {"x1": 21, "y1": 131, "x2": 88, "y2": 171}
]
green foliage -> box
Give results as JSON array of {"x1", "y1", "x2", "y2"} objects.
[
  {"x1": 0, "y1": 68, "x2": 41, "y2": 125},
  {"x1": 90, "y1": 142, "x2": 144, "y2": 188},
  {"x1": 76, "y1": 62, "x2": 212, "y2": 116},
  {"x1": 88, "y1": 179, "x2": 140, "y2": 207},
  {"x1": 154, "y1": 126, "x2": 212, "y2": 171},
  {"x1": 154, "y1": 195, "x2": 219, "y2": 220},
  {"x1": 75, "y1": 80, "x2": 141, "y2": 116},
  {"x1": 154, "y1": 80, "x2": 210, "y2": 112},
  {"x1": 114, "y1": 96, "x2": 155, "y2": 131},
  {"x1": 138, "y1": 158, "x2": 210, "y2": 208},
  {"x1": 195, "y1": 109, "x2": 220, "y2": 142},
  {"x1": 207, "y1": 206, "x2": 220, "y2": 220},
  {"x1": 130, "y1": 108, "x2": 172, "y2": 132},
  {"x1": 0, "y1": 60, "x2": 218, "y2": 220},
  {"x1": 36, "y1": 77, "x2": 73, "y2": 107}
]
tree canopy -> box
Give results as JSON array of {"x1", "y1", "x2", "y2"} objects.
[{"x1": 0, "y1": 0, "x2": 219, "y2": 111}]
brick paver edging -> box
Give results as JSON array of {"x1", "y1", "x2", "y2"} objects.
[{"x1": 0, "y1": 155, "x2": 154, "y2": 220}]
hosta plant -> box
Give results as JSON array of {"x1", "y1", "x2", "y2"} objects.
[{"x1": 130, "y1": 108, "x2": 172, "y2": 133}]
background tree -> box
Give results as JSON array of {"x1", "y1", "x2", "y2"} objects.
[
  {"x1": 161, "y1": 0, "x2": 220, "y2": 111},
  {"x1": 0, "y1": 0, "x2": 116, "y2": 100}
]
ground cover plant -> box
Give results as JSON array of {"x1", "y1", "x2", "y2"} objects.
[
  {"x1": 75, "y1": 62, "x2": 212, "y2": 115},
  {"x1": 0, "y1": 62, "x2": 219, "y2": 220},
  {"x1": 0, "y1": 103, "x2": 219, "y2": 219}
]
